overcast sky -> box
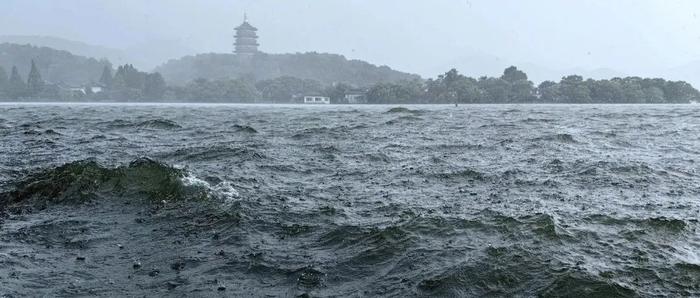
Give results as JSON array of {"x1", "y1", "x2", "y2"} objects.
[{"x1": 2, "y1": 0, "x2": 700, "y2": 82}]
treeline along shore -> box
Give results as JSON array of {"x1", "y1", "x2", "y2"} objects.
[{"x1": 1, "y1": 44, "x2": 698, "y2": 104}]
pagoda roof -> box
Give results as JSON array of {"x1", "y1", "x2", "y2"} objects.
[{"x1": 236, "y1": 21, "x2": 258, "y2": 31}]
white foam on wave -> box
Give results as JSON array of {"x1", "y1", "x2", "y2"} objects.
[
  {"x1": 181, "y1": 173, "x2": 240, "y2": 206},
  {"x1": 673, "y1": 243, "x2": 700, "y2": 266}
]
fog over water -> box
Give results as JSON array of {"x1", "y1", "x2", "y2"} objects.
[{"x1": 2, "y1": 0, "x2": 700, "y2": 84}]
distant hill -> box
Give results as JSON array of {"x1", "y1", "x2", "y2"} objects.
[
  {"x1": 0, "y1": 35, "x2": 195, "y2": 71},
  {"x1": 0, "y1": 43, "x2": 109, "y2": 85},
  {"x1": 155, "y1": 52, "x2": 422, "y2": 86},
  {"x1": 0, "y1": 35, "x2": 128, "y2": 65}
]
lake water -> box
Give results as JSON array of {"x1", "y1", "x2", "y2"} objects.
[{"x1": 1, "y1": 103, "x2": 699, "y2": 296}]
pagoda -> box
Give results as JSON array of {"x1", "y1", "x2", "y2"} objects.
[{"x1": 234, "y1": 14, "x2": 259, "y2": 59}]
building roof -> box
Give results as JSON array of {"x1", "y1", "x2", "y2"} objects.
[{"x1": 236, "y1": 21, "x2": 258, "y2": 31}]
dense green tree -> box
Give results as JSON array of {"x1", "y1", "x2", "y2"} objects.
[
  {"x1": 454, "y1": 78, "x2": 481, "y2": 103},
  {"x1": 499, "y1": 66, "x2": 535, "y2": 102},
  {"x1": 366, "y1": 83, "x2": 399, "y2": 104},
  {"x1": 643, "y1": 86, "x2": 665, "y2": 103},
  {"x1": 366, "y1": 81, "x2": 423, "y2": 104},
  {"x1": 0, "y1": 66, "x2": 7, "y2": 96},
  {"x1": 478, "y1": 77, "x2": 510, "y2": 103},
  {"x1": 93, "y1": 64, "x2": 167, "y2": 101},
  {"x1": 508, "y1": 79, "x2": 535, "y2": 102},
  {"x1": 663, "y1": 81, "x2": 699, "y2": 103},
  {"x1": 558, "y1": 75, "x2": 591, "y2": 103},
  {"x1": 255, "y1": 76, "x2": 322, "y2": 103},
  {"x1": 618, "y1": 77, "x2": 646, "y2": 103},
  {"x1": 8, "y1": 66, "x2": 26, "y2": 99},
  {"x1": 26, "y1": 60, "x2": 44, "y2": 96},
  {"x1": 537, "y1": 81, "x2": 559, "y2": 102},
  {"x1": 397, "y1": 79, "x2": 426, "y2": 103},
  {"x1": 427, "y1": 69, "x2": 493, "y2": 104},
  {"x1": 177, "y1": 78, "x2": 260, "y2": 102},
  {"x1": 323, "y1": 83, "x2": 353, "y2": 104},
  {"x1": 501, "y1": 66, "x2": 528, "y2": 83},
  {"x1": 144, "y1": 73, "x2": 167, "y2": 99},
  {"x1": 111, "y1": 73, "x2": 127, "y2": 91},
  {"x1": 538, "y1": 81, "x2": 557, "y2": 90},
  {"x1": 113, "y1": 64, "x2": 145, "y2": 90},
  {"x1": 99, "y1": 65, "x2": 113, "y2": 88},
  {"x1": 533, "y1": 75, "x2": 699, "y2": 104},
  {"x1": 587, "y1": 79, "x2": 624, "y2": 103},
  {"x1": 427, "y1": 69, "x2": 461, "y2": 103}
]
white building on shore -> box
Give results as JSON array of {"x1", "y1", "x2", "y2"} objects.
[{"x1": 303, "y1": 95, "x2": 330, "y2": 104}]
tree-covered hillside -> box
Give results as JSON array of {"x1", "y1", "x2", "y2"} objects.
[
  {"x1": 0, "y1": 43, "x2": 110, "y2": 86},
  {"x1": 154, "y1": 52, "x2": 421, "y2": 86},
  {"x1": 363, "y1": 67, "x2": 700, "y2": 104}
]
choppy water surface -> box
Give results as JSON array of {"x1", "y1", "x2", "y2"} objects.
[{"x1": 0, "y1": 103, "x2": 699, "y2": 297}]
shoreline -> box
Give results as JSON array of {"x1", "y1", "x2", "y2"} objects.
[{"x1": 0, "y1": 101, "x2": 696, "y2": 106}]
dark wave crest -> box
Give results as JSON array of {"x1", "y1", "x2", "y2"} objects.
[
  {"x1": 532, "y1": 133, "x2": 578, "y2": 143},
  {"x1": 99, "y1": 119, "x2": 182, "y2": 130},
  {"x1": 385, "y1": 107, "x2": 424, "y2": 115},
  {"x1": 232, "y1": 124, "x2": 258, "y2": 134},
  {"x1": 0, "y1": 158, "x2": 214, "y2": 210}
]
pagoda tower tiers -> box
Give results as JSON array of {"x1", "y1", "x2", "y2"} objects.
[{"x1": 234, "y1": 14, "x2": 259, "y2": 58}]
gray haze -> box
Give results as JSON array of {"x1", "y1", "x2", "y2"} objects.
[{"x1": 2, "y1": 0, "x2": 700, "y2": 85}]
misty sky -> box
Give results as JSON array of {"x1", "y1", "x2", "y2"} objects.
[{"x1": 2, "y1": 0, "x2": 700, "y2": 82}]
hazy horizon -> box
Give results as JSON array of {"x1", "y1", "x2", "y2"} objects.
[{"x1": 2, "y1": 0, "x2": 700, "y2": 84}]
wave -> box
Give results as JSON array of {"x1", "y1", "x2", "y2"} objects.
[
  {"x1": 521, "y1": 117, "x2": 556, "y2": 123},
  {"x1": 539, "y1": 273, "x2": 636, "y2": 297},
  {"x1": 317, "y1": 224, "x2": 417, "y2": 270},
  {"x1": 609, "y1": 163, "x2": 655, "y2": 175},
  {"x1": 385, "y1": 107, "x2": 424, "y2": 115},
  {"x1": 163, "y1": 145, "x2": 266, "y2": 162},
  {"x1": 501, "y1": 108, "x2": 521, "y2": 114},
  {"x1": 430, "y1": 143, "x2": 485, "y2": 151},
  {"x1": 584, "y1": 214, "x2": 687, "y2": 232},
  {"x1": 532, "y1": 133, "x2": 578, "y2": 143},
  {"x1": 590, "y1": 130, "x2": 618, "y2": 138},
  {"x1": 232, "y1": 124, "x2": 258, "y2": 134},
  {"x1": 410, "y1": 215, "x2": 620, "y2": 297},
  {"x1": 23, "y1": 129, "x2": 62, "y2": 136},
  {"x1": 136, "y1": 119, "x2": 182, "y2": 129},
  {"x1": 0, "y1": 158, "x2": 237, "y2": 210},
  {"x1": 435, "y1": 168, "x2": 487, "y2": 181},
  {"x1": 570, "y1": 160, "x2": 665, "y2": 183},
  {"x1": 479, "y1": 123, "x2": 518, "y2": 129},
  {"x1": 99, "y1": 119, "x2": 182, "y2": 130},
  {"x1": 362, "y1": 152, "x2": 392, "y2": 163},
  {"x1": 418, "y1": 265, "x2": 636, "y2": 297},
  {"x1": 385, "y1": 115, "x2": 423, "y2": 125},
  {"x1": 291, "y1": 126, "x2": 348, "y2": 139}
]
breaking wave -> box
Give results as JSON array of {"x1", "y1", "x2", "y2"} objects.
[{"x1": 0, "y1": 158, "x2": 238, "y2": 210}]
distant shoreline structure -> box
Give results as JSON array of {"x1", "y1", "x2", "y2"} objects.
[
  {"x1": 1, "y1": 99, "x2": 697, "y2": 105},
  {"x1": 1, "y1": 17, "x2": 698, "y2": 104}
]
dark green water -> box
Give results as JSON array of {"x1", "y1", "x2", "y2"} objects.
[{"x1": 0, "y1": 103, "x2": 699, "y2": 297}]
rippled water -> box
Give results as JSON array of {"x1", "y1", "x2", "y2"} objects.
[{"x1": 0, "y1": 103, "x2": 699, "y2": 297}]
